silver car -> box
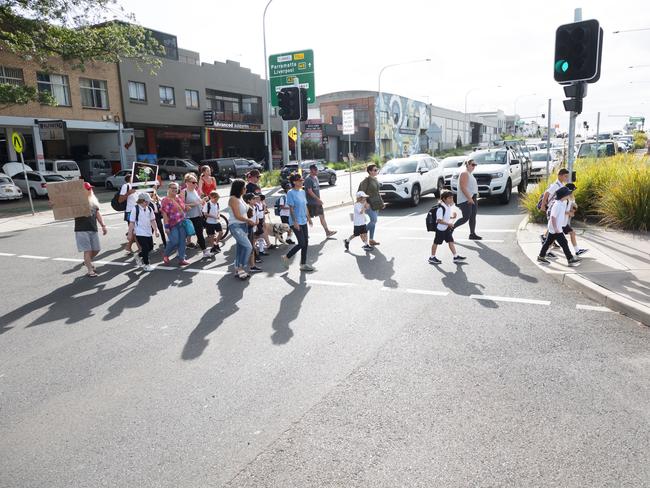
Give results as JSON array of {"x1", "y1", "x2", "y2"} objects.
[{"x1": 0, "y1": 173, "x2": 23, "y2": 200}]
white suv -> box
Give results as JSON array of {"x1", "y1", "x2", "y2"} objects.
[{"x1": 378, "y1": 155, "x2": 444, "y2": 206}]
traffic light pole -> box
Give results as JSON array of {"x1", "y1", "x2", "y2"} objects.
[
  {"x1": 595, "y1": 111, "x2": 601, "y2": 163},
  {"x1": 546, "y1": 98, "x2": 552, "y2": 179},
  {"x1": 294, "y1": 77, "x2": 302, "y2": 162},
  {"x1": 566, "y1": 7, "x2": 583, "y2": 183}
]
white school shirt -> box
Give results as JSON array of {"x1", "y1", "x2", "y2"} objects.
[
  {"x1": 202, "y1": 201, "x2": 220, "y2": 224},
  {"x1": 353, "y1": 202, "x2": 368, "y2": 226},
  {"x1": 120, "y1": 183, "x2": 138, "y2": 213},
  {"x1": 255, "y1": 202, "x2": 265, "y2": 221},
  {"x1": 548, "y1": 199, "x2": 568, "y2": 233},
  {"x1": 129, "y1": 204, "x2": 155, "y2": 237},
  {"x1": 436, "y1": 202, "x2": 454, "y2": 231},
  {"x1": 279, "y1": 195, "x2": 290, "y2": 217}
]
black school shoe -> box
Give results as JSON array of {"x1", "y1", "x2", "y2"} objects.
[
  {"x1": 453, "y1": 255, "x2": 467, "y2": 262},
  {"x1": 468, "y1": 234, "x2": 483, "y2": 240},
  {"x1": 286, "y1": 239, "x2": 295, "y2": 244}
]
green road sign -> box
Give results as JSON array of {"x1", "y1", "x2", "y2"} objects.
[
  {"x1": 629, "y1": 117, "x2": 645, "y2": 123},
  {"x1": 269, "y1": 49, "x2": 315, "y2": 107}
]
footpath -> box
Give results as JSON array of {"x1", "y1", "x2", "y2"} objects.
[{"x1": 518, "y1": 219, "x2": 650, "y2": 326}]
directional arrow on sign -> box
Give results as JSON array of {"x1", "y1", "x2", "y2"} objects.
[{"x1": 288, "y1": 126, "x2": 298, "y2": 142}]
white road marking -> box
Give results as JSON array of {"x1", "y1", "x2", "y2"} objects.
[
  {"x1": 94, "y1": 260, "x2": 128, "y2": 267},
  {"x1": 381, "y1": 227, "x2": 516, "y2": 233},
  {"x1": 183, "y1": 268, "x2": 229, "y2": 275},
  {"x1": 52, "y1": 257, "x2": 84, "y2": 263},
  {"x1": 156, "y1": 265, "x2": 177, "y2": 271},
  {"x1": 381, "y1": 287, "x2": 448, "y2": 296},
  {"x1": 306, "y1": 279, "x2": 356, "y2": 287},
  {"x1": 470, "y1": 294, "x2": 550, "y2": 305},
  {"x1": 0, "y1": 252, "x2": 16, "y2": 256},
  {"x1": 398, "y1": 237, "x2": 504, "y2": 243},
  {"x1": 576, "y1": 304, "x2": 614, "y2": 312},
  {"x1": 18, "y1": 254, "x2": 49, "y2": 260},
  {"x1": 381, "y1": 212, "x2": 418, "y2": 226}
]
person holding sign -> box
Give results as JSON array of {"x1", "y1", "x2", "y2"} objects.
[{"x1": 74, "y1": 182, "x2": 107, "y2": 277}]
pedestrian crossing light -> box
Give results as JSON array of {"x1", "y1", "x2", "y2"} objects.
[
  {"x1": 554, "y1": 19, "x2": 603, "y2": 84},
  {"x1": 555, "y1": 60, "x2": 569, "y2": 73},
  {"x1": 278, "y1": 87, "x2": 300, "y2": 121}
]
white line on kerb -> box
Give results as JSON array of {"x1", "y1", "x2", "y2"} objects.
[
  {"x1": 470, "y1": 294, "x2": 551, "y2": 305},
  {"x1": 0, "y1": 252, "x2": 16, "y2": 256},
  {"x1": 381, "y1": 287, "x2": 448, "y2": 296},
  {"x1": 306, "y1": 279, "x2": 356, "y2": 287},
  {"x1": 576, "y1": 304, "x2": 613, "y2": 312},
  {"x1": 18, "y1": 255, "x2": 49, "y2": 260}
]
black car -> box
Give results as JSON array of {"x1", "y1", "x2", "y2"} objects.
[
  {"x1": 201, "y1": 158, "x2": 264, "y2": 182},
  {"x1": 280, "y1": 160, "x2": 337, "y2": 186}
]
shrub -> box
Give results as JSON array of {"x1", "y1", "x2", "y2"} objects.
[
  {"x1": 633, "y1": 130, "x2": 647, "y2": 150},
  {"x1": 259, "y1": 170, "x2": 281, "y2": 188},
  {"x1": 598, "y1": 162, "x2": 650, "y2": 231},
  {"x1": 520, "y1": 173, "x2": 555, "y2": 223}
]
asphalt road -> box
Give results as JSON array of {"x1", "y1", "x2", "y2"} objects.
[{"x1": 1, "y1": 191, "x2": 649, "y2": 487}]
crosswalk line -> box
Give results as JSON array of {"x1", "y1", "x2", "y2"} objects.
[{"x1": 470, "y1": 294, "x2": 550, "y2": 305}]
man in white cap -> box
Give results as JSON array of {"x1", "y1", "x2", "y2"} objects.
[{"x1": 344, "y1": 190, "x2": 374, "y2": 252}]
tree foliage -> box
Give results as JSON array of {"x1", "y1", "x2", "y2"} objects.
[{"x1": 0, "y1": 0, "x2": 163, "y2": 108}]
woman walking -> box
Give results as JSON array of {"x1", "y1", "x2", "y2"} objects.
[
  {"x1": 199, "y1": 165, "x2": 217, "y2": 197},
  {"x1": 228, "y1": 179, "x2": 256, "y2": 279},
  {"x1": 357, "y1": 164, "x2": 384, "y2": 246},
  {"x1": 281, "y1": 173, "x2": 315, "y2": 272},
  {"x1": 454, "y1": 159, "x2": 482, "y2": 240},
  {"x1": 182, "y1": 174, "x2": 211, "y2": 258},
  {"x1": 74, "y1": 182, "x2": 107, "y2": 277},
  {"x1": 151, "y1": 190, "x2": 167, "y2": 247},
  {"x1": 161, "y1": 182, "x2": 190, "y2": 266}
]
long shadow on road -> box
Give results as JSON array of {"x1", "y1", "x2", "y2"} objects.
[{"x1": 435, "y1": 263, "x2": 498, "y2": 309}]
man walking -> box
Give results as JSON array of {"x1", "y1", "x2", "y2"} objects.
[
  {"x1": 454, "y1": 159, "x2": 482, "y2": 240},
  {"x1": 282, "y1": 173, "x2": 315, "y2": 272},
  {"x1": 304, "y1": 164, "x2": 337, "y2": 238},
  {"x1": 357, "y1": 164, "x2": 384, "y2": 246}
]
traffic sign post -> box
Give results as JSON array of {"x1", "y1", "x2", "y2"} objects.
[
  {"x1": 269, "y1": 50, "x2": 315, "y2": 106},
  {"x1": 12, "y1": 132, "x2": 34, "y2": 215},
  {"x1": 342, "y1": 109, "x2": 355, "y2": 200}
]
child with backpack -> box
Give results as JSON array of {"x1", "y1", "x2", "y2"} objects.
[
  {"x1": 344, "y1": 191, "x2": 373, "y2": 252},
  {"x1": 275, "y1": 183, "x2": 295, "y2": 244},
  {"x1": 202, "y1": 190, "x2": 223, "y2": 255},
  {"x1": 128, "y1": 192, "x2": 159, "y2": 272},
  {"x1": 537, "y1": 186, "x2": 581, "y2": 266},
  {"x1": 427, "y1": 191, "x2": 466, "y2": 265}
]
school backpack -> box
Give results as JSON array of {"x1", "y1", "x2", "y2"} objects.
[
  {"x1": 110, "y1": 184, "x2": 129, "y2": 212},
  {"x1": 426, "y1": 204, "x2": 442, "y2": 232},
  {"x1": 274, "y1": 195, "x2": 284, "y2": 216}
]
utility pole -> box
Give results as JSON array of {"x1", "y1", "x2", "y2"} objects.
[{"x1": 295, "y1": 77, "x2": 302, "y2": 162}]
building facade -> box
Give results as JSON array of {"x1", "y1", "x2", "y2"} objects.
[{"x1": 0, "y1": 51, "x2": 124, "y2": 170}]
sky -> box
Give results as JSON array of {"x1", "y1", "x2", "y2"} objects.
[{"x1": 116, "y1": 0, "x2": 650, "y2": 133}]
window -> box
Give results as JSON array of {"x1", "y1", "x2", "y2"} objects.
[
  {"x1": 37, "y1": 73, "x2": 71, "y2": 106},
  {"x1": 0, "y1": 66, "x2": 24, "y2": 86},
  {"x1": 185, "y1": 89, "x2": 199, "y2": 109},
  {"x1": 128, "y1": 81, "x2": 146, "y2": 102},
  {"x1": 159, "y1": 86, "x2": 175, "y2": 105},
  {"x1": 80, "y1": 78, "x2": 108, "y2": 109}
]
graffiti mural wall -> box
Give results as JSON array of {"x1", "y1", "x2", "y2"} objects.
[{"x1": 375, "y1": 93, "x2": 432, "y2": 158}]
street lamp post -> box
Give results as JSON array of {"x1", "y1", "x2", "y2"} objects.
[
  {"x1": 377, "y1": 58, "x2": 430, "y2": 161},
  {"x1": 262, "y1": 0, "x2": 274, "y2": 171}
]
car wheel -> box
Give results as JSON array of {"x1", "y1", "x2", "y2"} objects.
[
  {"x1": 436, "y1": 179, "x2": 444, "y2": 197},
  {"x1": 105, "y1": 181, "x2": 113, "y2": 190},
  {"x1": 500, "y1": 180, "x2": 512, "y2": 205},
  {"x1": 410, "y1": 185, "x2": 421, "y2": 207},
  {"x1": 30, "y1": 188, "x2": 38, "y2": 199},
  {"x1": 518, "y1": 175, "x2": 528, "y2": 194},
  {"x1": 329, "y1": 174, "x2": 337, "y2": 186}
]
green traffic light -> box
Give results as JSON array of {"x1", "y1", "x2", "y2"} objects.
[{"x1": 555, "y1": 60, "x2": 569, "y2": 73}]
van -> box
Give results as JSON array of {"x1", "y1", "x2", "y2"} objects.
[
  {"x1": 78, "y1": 157, "x2": 111, "y2": 185},
  {"x1": 41, "y1": 159, "x2": 81, "y2": 179}
]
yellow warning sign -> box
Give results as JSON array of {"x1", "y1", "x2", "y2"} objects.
[
  {"x1": 288, "y1": 126, "x2": 297, "y2": 142},
  {"x1": 293, "y1": 53, "x2": 305, "y2": 61},
  {"x1": 12, "y1": 132, "x2": 25, "y2": 153}
]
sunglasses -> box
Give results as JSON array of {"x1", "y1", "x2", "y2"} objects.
[{"x1": 469, "y1": 163, "x2": 477, "y2": 167}]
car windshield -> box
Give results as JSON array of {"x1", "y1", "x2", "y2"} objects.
[
  {"x1": 578, "y1": 143, "x2": 615, "y2": 157},
  {"x1": 472, "y1": 151, "x2": 508, "y2": 164},
  {"x1": 0, "y1": 176, "x2": 12, "y2": 184},
  {"x1": 380, "y1": 160, "x2": 419, "y2": 175},
  {"x1": 44, "y1": 175, "x2": 66, "y2": 182},
  {"x1": 531, "y1": 153, "x2": 550, "y2": 161},
  {"x1": 441, "y1": 158, "x2": 464, "y2": 168},
  {"x1": 184, "y1": 160, "x2": 198, "y2": 167}
]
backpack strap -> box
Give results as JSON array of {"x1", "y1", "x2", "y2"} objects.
[{"x1": 207, "y1": 202, "x2": 211, "y2": 215}]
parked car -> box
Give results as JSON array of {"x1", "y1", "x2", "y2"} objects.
[
  {"x1": 0, "y1": 173, "x2": 23, "y2": 200},
  {"x1": 6, "y1": 169, "x2": 65, "y2": 198},
  {"x1": 451, "y1": 148, "x2": 527, "y2": 204},
  {"x1": 529, "y1": 150, "x2": 559, "y2": 181},
  {"x1": 78, "y1": 157, "x2": 112, "y2": 185},
  {"x1": 233, "y1": 158, "x2": 263, "y2": 177},
  {"x1": 577, "y1": 140, "x2": 618, "y2": 158},
  {"x1": 525, "y1": 144, "x2": 540, "y2": 152},
  {"x1": 105, "y1": 169, "x2": 131, "y2": 190},
  {"x1": 280, "y1": 160, "x2": 337, "y2": 186},
  {"x1": 25, "y1": 159, "x2": 81, "y2": 180},
  {"x1": 440, "y1": 156, "x2": 466, "y2": 189},
  {"x1": 157, "y1": 157, "x2": 200, "y2": 179},
  {"x1": 378, "y1": 155, "x2": 444, "y2": 206}
]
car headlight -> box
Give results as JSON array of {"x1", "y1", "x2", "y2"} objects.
[
  {"x1": 492, "y1": 172, "x2": 504, "y2": 178},
  {"x1": 391, "y1": 178, "x2": 409, "y2": 185}
]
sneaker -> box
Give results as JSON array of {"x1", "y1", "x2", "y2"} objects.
[
  {"x1": 143, "y1": 264, "x2": 154, "y2": 272},
  {"x1": 453, "y1": 255, "x2": 467, "y2": 262},
  {"x1": 568, "y1": 257, "x2": 581, "y2": 267},
  {"x1": 576, "y1": 248, "x2": 589, "y2": 256},
  {"x1": 202, "y1": 249, "x2": 213, "y2": 258},
  {"x1": 178, "y1": 260, "x2": 190, "y2": 266},
  {"x1": 428, "y1": 256, "x2": 442, "y2": 265},
  {"x1": 362, "y1": 245, "x2": 374, "y2": 251},
  {"x1": 286, "y1": 238, "x2": 295, "y2": 244},
  {"x1": 249, "y1": 266, "x2": 262, "y2": 273},
  {"x1": 281, "y1": 255, "x2": 290, "y2": 269},
  {"x1": 212, "y1": 247, "x2": 221, "y2": 254},
  {"x1": 537, "y1": 256, "x2": 550, "y2": 264},
  {"x1": 546, "y1": 251, "x2": 558, "y2": 258},
  {"x1": 326, "y1": 230, "x2": 338, "y2": 237},
  {"x1": 468, "y1": 234, "x2": 483, "y2": 240},
  {"x1": 255, "y1": 257, "x2": 263, "y2": 263},
  {"x1": 187, "y1": 242, "x2": 197, "y2": 249},
  {"x1": 163, "y1": 255, "x2": 170, "y2": 265},
  {"x1": 299, "y1": 263, "x2": 316, "y2": 272},
  {"x1": 344, "y1": 239, "x2": 350, "y2": 251}
]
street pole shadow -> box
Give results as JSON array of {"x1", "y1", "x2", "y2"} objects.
[
  {"x1": 435, "y1": 263, "x2": 498, "y2": 309},
  {"x1": 460, "y1": 241, "x2": 538, "y2": 283},
  {"x1": 271, "y1": 273, "x2": 310, "y2": 345},
  {"x1": 181, "y1": 274, "x2": 249, "y2": 360},
  {"x1": 351, "y1": 248, "x2": 398, "y2": 288}
]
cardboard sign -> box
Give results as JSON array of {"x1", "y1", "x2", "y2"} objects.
[
  {"x1": 47, "y1": 179, "x2": 91, "y2": 221},
  {"x1": 131, "y1": 161, "x2": 159, "y2": 191}
]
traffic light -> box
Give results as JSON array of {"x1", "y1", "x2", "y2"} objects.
[
  {"x1": 562, "y1": 83, "x2": 587, "y2": 114},
  {"x1": 554, "y1": 19, "x2": 603, "y2": 84},
  {"x1": 278, "y1": 87, "x2": 300, "y2": 121},
  {"x1": 299, "y1": 87, "x2": 308, "y2": 122}
]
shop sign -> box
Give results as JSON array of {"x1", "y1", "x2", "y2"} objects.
[
  {"x1": 305, "y1": 122, "x2": 322, "y2": 131},
  {"x1": 158, "y1": 130, "x2": 192, "y2": 140},
  {"x1": 38, "y1": 120, "x2": 66, "y2": 140},
  {"x1": 212, "y1": 121, "x2": 261, "y2": 130}
]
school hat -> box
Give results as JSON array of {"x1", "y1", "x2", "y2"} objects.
[
  {"x1": 566, "y1": 183, "x2": 577, "y2": 191},
  {"x1": 137, "y1": 192, "x2": 151, "y2": 203},
  {"x1": 555, "y1": 186, "x2": 572, "y2": 200},
  {"x1": 356, "y1": 191, "x2": 369, "y2": 198}
]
